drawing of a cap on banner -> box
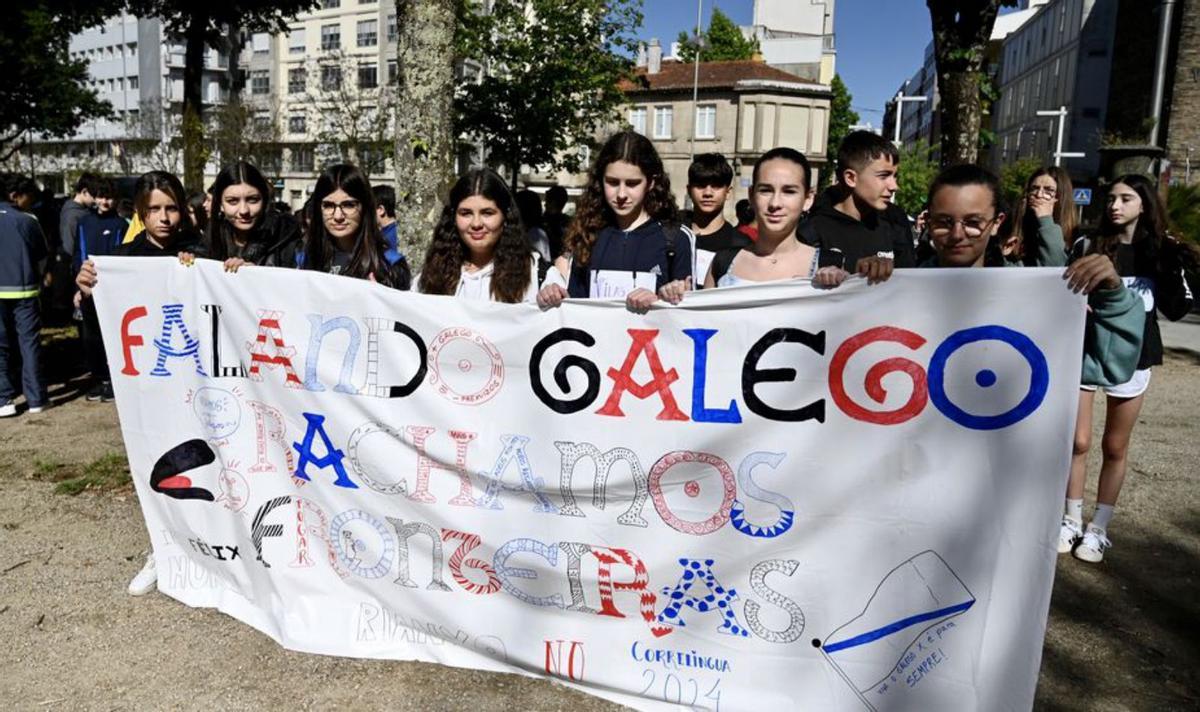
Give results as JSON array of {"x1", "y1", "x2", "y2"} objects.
[{"x1": 820, "y1": 550, "x2": 975, "y2": 709}]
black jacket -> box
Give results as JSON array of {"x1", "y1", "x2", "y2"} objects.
[{"x1": 799, "y1": 194, "x2": 916, "y2": 269}]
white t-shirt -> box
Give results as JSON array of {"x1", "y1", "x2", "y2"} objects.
[{"x1": 418, "y1": 255, "x2": 540, "y2": 304}]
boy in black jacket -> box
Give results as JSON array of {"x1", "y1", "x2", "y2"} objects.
[
  {"x1": 800, "y1": 130, "x2": 916, "y2": 269},
  {"x1": 0, "y1": 174, "x2": 49, "y2": 416}
]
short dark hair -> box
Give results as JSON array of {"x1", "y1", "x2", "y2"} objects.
[
  {"x1": 688, "y1": 153, "x2": 734, "y2": 187},
  {"x1": 74, "y1": 172, "x2": 101, "y2": 196},
  {"x1": 373, "y1": 184, "x2": 396, "y2": 218},
  {"x1": 836, "y1": 131, "x2": 899, "y2": 183},
  {"x1": 927, "y1": 164, "x2": 1002, "y2": 212},
  {"x1": 93, "y1": 177, "x2": 117, "y2": 199},
  {"x1": 8, "y1": 175, "x2": 38, "y2": 198},
  {"x1": 752, "y1": 147, "x2": 812, "y2": 192},
  {"x1": 735, "y1": 198, "x2": 753, "y2": 226}
]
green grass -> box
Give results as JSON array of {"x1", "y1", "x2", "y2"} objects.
[{"x1": 32, "y1": 454, "x2": 131, "y2": 495}]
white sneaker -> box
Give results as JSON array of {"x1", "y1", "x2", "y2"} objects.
[
  {"x1": 0, "y1": 403, "x2": 15, "y2": 417},
  {"x1": 1073, "y1": 524, "x2": 1111, "y2": 563},
  {"x1": 128, "y1": 553, "x2": 158, "y2": 596},
  {"x1": 1057, "y1": 516, "x2": 1084, "y2": 554},
  {"x1": 27, "y1": 404, "x2": 47, "y2": 414}
]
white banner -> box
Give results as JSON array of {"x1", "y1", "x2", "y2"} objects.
[{"x1": 93, "y1": 257, "x2": 1084, "y2": 711}]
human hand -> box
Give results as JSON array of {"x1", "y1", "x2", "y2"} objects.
[
  {"x1": 625, "y1": 287, "x2": 658, "y2": 314},
  {"x1": 73, "y1": 291, "x2": 82, "y2": 308},
  {"x1": 855, "y1": 256, "x2": 894, "y2": 285},
  {"x1": 536, "y1": 283, "x2": 568, "y2": 310},
  {"x1": 76, "y1": 259, "x2": 98, "y2": 296},
  {"x1": 813, "y1": 266, "x2": 850, "y2": 289},
  {"x1": 1030, "y1": 194, "x2": 1055, "y2": 218},
  {"x1": 1064, "y1": 254, "x2": 1122, "y2": 294},
  {"x1": 657, "y1": 277, "x2": 691, "y2": 304},
  {"x1": 178, "y1": 251, "x2": 196, "y2": 266},
  {"x1": 224, "y1": 257, "x2": 247, "y2": 273}
]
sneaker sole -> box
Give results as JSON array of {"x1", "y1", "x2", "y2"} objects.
[{"x1": 1073, "y1": 548, "x2": 1104, "y2": 563}]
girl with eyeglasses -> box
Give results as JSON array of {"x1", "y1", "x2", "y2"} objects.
[
  {"x1": 1003, "y1": 166, "x2": 1075, "y2": 265},
  {"x1": 1061, "y1": 174, "x2": 1197, "y2": 563},
  {"x1": 299, "y1": 163, "x2": 411, "y2": 290}
]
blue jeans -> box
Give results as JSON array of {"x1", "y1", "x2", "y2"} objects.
[{"x1": 0, "y1": 297, "x2": 46, "y2": 407}]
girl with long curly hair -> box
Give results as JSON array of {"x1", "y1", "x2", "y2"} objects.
[
  {"x1": 300, "y1": 163, "x2": 410, "y2": 290},
  {"x1": 537, "y1": 131, "x2": 691, "y2": 312},
  {"x1": 418, "y1": 169, "x2": 538, "y2": 303},
  {"x1": 1061, "y1": 174, "x2": 1196, "y2": 563}
]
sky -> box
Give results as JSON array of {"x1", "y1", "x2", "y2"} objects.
[{"x1": 639, "y1": 0, "x2": 935, "y2": 130}]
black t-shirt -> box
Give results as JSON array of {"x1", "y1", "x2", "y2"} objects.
[
  {"x1": 694, "y1": 221, "x2": 752, "y2": 253},
  {"x1": 113, "y1": 229, "x2": 205, "y2": 258}
]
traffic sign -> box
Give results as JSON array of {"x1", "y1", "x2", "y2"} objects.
[{"x1": 1073, "y1": 188, "x2": 1092, "y2": 206}]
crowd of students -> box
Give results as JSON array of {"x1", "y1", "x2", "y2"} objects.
[{"x1": 1, "y1": 128, "x2": 1195, "y2": 596}]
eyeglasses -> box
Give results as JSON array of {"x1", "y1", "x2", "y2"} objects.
[
  {"x1": 928, "y1": 215, "x2": 999, "y2": 238},
  {"x1": 1027, "y1": 186, "x2": 1057, "y2": 197},
  {"x1": 320, "y1": 199, "x2": 361, "y2": 216}
]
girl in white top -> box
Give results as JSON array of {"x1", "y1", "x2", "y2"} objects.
[
  {"x1": 703, "y1": 147, "x2": 893, "y2": 289},
  {"x1": 417, "y1": 169, "x2": 539, "y2": 304}
]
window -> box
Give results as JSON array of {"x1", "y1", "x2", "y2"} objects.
[
  {"x1": 320, "y1": 24, "x2": 340, "y2": 51},
  {"x1": 288, "y1": 115, "x2": 306, "y2": 134},
  {"x1": 291, "y1": 145, "x2": 315, "y2": 172},
  {"x1": 695, "y1": 104, "x2": 716, "y2": 139},
  {"x1": 357, "y1": 20, "x2": 377, "y2": 47},
  {"x1": 387, "y1": 14, "x2": 398, "y2": 42},
  {"x1": 289, "y1": 29, "x2": 305, "y2": 54},
  {"x1": 628, "y1": 107, "x2": 647, "y2": 134},
  {"x1": 129, "y1": 75, "x2": 138, "y2": 90},
  {"x1": 250, "y1": 70, "x2": 270, "y2": 95},
  {"x1": 653, "y1": 106, "x2": 672, "y2": 139},
  {"x1": 252, "y1": 33, "x2": 270, "y2": 54},
  {"x1": 288, "y1": 67, "x2": 306, "y2": 94},
  {"x1": 358, "y1": 64, "x2": 378, "y2": 89},
  {"x1": 321, "y1": 0, "x2": 339, "y2": 8},
  {"x1": 387, "y1": 60, "x2": 398, "y2": 85},
  {"x1": 321, "y1": 64, "x2": 342, "y2": 91}
]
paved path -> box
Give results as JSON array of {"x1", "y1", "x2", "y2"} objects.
[{"x1": 1160, "y1": 312, "x2": 1200, "y2": 356}]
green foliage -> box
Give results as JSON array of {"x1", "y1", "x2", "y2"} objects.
[
  {"x1": 455, "y1": 0, "x2": 643, "y2": 183},
  {"x1": 0, "y1": 2, "x2": 121, "y2": 160},
  {"x1": 825, "y1": 75, "x2": 859, "y2": 185},
  {"x1": 999, "y1": 157, "x2": 1043, "y2": 210},
  {"x1": 895, "y1": 140, "x2": 939, "y2": 216},
  {"x1": 1167, "y1": 183, "x2": 1200, "y2": 246},
  {"x1": 33, "y1": 453, "x2": 130, "y2": 495},
  {"x1": 675, "y1": 8, "x2": 758, "y2": 63}
]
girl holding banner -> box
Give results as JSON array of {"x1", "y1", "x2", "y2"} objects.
[
  {"x1": 1064, "y1": 175, "x2": 1197, "y2": 562},
  {"x1": 298, "y1": 163, "x2": 411, "y2": 290},
  {"x1": 417, "y1": 169, "x2": 540, "y2": 303},
  {"x1": 74, "y1": 169, "x2": 206, "y2": 596},
  {"x1": 205, "y1": 162, "x2": 301, "y2": 270},
  {"x1": 537, "y1": 131, "x2": 691, "y2": 313},
  {"x1": 702, "y1": 147, "x2": 892, "y2": 289}
]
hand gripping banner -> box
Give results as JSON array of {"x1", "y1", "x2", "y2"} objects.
[{"x1": 93, "y1": 257, "x2": 1085, "y2": 711}]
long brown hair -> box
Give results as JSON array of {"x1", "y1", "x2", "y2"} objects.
[
  {"x1": 418, "y1": 169, "x2": 532, "y2": 303},
  {"x1": 1011, "y1": 166, "x2": 1076, "y2": 257},
  {"x1": 301, "y1": 163, "x2": 394, "y2": 285},
  {"x1": 564, "y1": 131, "x2": 678, "y2": 266},
  {"x1": 1089, "y1": 173, "x2": 1200, "y2": 274},
  {"x1": 133, "y1": 171, "x2": 194, "y2": 237}
]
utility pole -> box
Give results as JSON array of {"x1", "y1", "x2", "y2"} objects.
[
  {"x1": 689, "y1": 0, "x2": 703, "y2": 162},
  {"x1": 1036, "y1": 106, "x2": 1085, "y2": 166},
  {"x1": 1148, "y1": 0, "x2": 1177, "y2": 147},
  {"x1": 891, "y1": 90, "x2": 927, "y2": 148}
]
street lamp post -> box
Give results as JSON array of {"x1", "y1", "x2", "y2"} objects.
[
  {"x1": 1036, "y1": 106, "x2": 1085, "y2": 166},
  {"x1": 689, "y1": 0, "x2": 703, "y2": 162},
  {"x1": 891, "y1": 90, "x2": 927, "y2": 148}
]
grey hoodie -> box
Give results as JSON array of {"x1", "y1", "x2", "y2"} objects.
[{"x1": 58, "y1": 199, "x2": 91, "y2": 258}]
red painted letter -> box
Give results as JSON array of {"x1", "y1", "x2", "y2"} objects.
[
  {"x1": 120, "y1": 306, "x2": 148, "y2": 376},
  {"x1": 597, "y1": 329, "x2": 688, "y2": 421}
]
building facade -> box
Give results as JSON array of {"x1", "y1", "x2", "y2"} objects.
[
  {"x1": 617, "y1": 48, "x2": 832, "y2": 217},
  {"x1": 1163, "y1": 0, "x2": 1199, "y2": 185},
  {"x1": 745, "y1": 0, "x2": 836, "y2": 84}
]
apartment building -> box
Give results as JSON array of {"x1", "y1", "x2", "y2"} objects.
[{"x1": 746, "y1": 0, "x2": 837, "y2": 84}]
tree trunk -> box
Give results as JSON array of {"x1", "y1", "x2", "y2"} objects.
[
  {"x1": 394, "y1": 0, "x2": 458, "y2": 270},
  {"x1": 937, "y1": 69, "x2": 983, "y2": 166},
  {"x1": 182, "y1": 14, "x2": 209, "y2": 191}
]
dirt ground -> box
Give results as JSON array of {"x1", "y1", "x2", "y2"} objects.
[{"x1": 1, "y1": 334, "x2": 1197, "y2": 711}]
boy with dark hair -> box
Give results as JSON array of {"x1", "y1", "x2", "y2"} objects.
[
  {"x1": 76, "y1": 178, "x2": 128, "y2": 402},
  {"x1": 0, "y1": 173, "x2": 49, "y2": 416},
  {"x1": 59, "y1": 172, "x2": 99, "y2": 261},
  {"x1": 372, "y1": 184, "x2": 404, "y2": 264},
  {"x1": 734, "y1": 198, "x2": 757, "y2": 241},
  {"x1": 800, "y1": 131, "x2": 915, "y2": 269},
  {"x1": 7, "y1": 176, "x2": 40, "y2": 213},
  {"x1": 688, "y1": 153, "x2": 750, "y2": 285}
]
